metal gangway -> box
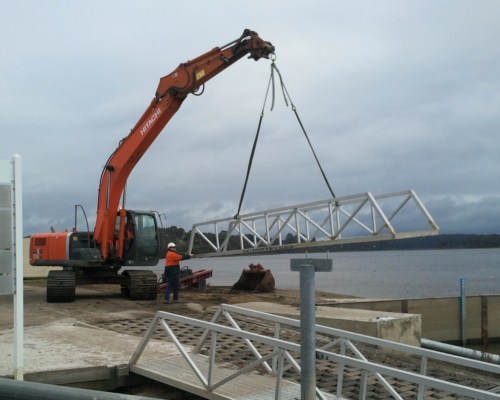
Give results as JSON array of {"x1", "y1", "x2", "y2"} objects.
[
  {"x1": 129, "y1": 304, "x2": 500, "y2": 400},
  {"x1": 188, "y1": 189, "x2": 439, "y2": 256}
]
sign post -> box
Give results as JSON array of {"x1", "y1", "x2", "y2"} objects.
[
  {"x1": 0, "y1": 155, "x2": 23, "y2": 380},
  {"x1": 291, "y1": 258, "x2": 332, "y2": 400}
]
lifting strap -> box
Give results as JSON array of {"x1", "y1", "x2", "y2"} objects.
[{"x1": 235, "y1": 57, "x2": 336, "y2": 219}]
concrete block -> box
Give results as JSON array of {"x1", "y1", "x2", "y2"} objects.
[{"x1": 235, "y1": 302, "x2": 421, "y2": 346}]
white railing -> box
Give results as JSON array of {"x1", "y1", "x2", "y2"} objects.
[
  {"x1": 211, "y1": 305, "x2": 500, "y2": 399},
  {"x1": 129, "y1": 310, "x2": 322, "y2": 399},
  {"x1": 129, "y1": 304, "x2": 500, "y2": 400},
  {"x1": 188, "y1": 189, "x2": 439, "y2": 256}
]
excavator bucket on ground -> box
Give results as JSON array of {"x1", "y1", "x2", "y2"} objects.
[{"x1": 230, "y1": 263, "x2": 275, "y2": 293}]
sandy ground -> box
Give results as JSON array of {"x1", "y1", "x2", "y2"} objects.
[{"x1": 0, "y1": 279, "x2": 351, "y2": 330}]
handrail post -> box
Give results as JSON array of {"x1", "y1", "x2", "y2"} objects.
[{"x1": 208, "y1": 330, "x2": 217, "y2": 388}]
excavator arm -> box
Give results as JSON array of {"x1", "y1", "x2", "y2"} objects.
[{"x1": 93, "y1": 29, "x2": 274, "y2": 261}]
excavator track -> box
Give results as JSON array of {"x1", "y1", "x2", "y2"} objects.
[
  {"x1": 46, "y1": 270, "x2": 76, "y2": 302},
  {"x1": 122, "y1": 270, "x2": 158, "y2": 300}
]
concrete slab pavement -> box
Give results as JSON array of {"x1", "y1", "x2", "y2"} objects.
[{"x1": 0, "y1": 318, "x2": 175, "y2": 386}]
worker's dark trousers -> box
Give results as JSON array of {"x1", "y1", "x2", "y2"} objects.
[{"x1": 164, "y1": 265, "x2": 180, "y2": 302}]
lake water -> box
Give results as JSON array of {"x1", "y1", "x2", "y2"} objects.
[{"x1": 156, "y1": 248, "x2": 500, "y2": 299}]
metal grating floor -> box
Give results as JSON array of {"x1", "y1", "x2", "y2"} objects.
[{"x1": 131, "y1": 353, "x2": 339, "y2": 400}]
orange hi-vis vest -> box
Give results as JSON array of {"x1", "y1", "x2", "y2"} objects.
[{"x1": 165, "y1": 250, "x2": 184, "y2": 267}]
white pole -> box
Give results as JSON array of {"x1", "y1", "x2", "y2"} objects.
[{"x1": 12, "y1": 154, "x2": 23, "y2": 380}]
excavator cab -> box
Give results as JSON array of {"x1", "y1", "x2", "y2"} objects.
[
  {"x1": 119, "y1": 210, "x2": 160, "y2": 267},
  {"x1": 31, "y1": 209, "x2": 160, "y2": 268}
]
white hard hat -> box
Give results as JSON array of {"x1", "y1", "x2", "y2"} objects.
[{"x1": 167, "y1": 242, "x2": 176, "y2": 248}]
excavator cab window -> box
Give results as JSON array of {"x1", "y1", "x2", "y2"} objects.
[{"x1": 122, "y1": 211, "x2": 159, "y2": 266}]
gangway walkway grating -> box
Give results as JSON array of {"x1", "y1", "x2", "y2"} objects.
[
  {"x1": 133, "y1": 354, "x2": 337, "y2": 400},
  {"x1": 128, "y1": 304, "x2": 500, "y2": 400}
]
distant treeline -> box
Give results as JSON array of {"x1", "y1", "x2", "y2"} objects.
[
  {"x1": 159, "y1": 226, "x2": 500, "y2": 255},
  {"x1": 309, "y1": 234, "x2": 500, "y2": 252}
]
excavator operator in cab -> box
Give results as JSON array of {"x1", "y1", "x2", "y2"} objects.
[{"x1": 125, "y1": 217, "x2": 135, "y2": 252}]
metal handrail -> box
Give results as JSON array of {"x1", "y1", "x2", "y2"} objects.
[
  {"x1": 202, "y1": 304, "x2": 500, "y2": 399},
  {"x1": 188, "y1": 189, "x2": 440, "y2": 256},
  {"x1": 129, "y1": 305, "x2": 500, "y2": 400},
  {"x1": 129, "y1": 311, "x2": 309, "y2": 399},
  {"x1": 210, "y1": 304, "x2": 500, "y2": 375}
]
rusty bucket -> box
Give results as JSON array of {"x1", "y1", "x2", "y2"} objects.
[{"x1": 230, "y1": 263, "x2": 275, "y2": 293}]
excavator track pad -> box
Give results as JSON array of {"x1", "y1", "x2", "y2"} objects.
[
  {"x1": 122, "y1": 270, "x2": 158, "y2": 300},
  {"x1": 47, "y1": 270, "x2": 76, "y2": 302}
]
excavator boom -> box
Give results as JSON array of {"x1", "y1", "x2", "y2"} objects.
[{"x1": 93, "y1": 29, "x2": 274, "y2": 260}]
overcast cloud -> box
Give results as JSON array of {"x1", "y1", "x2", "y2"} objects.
[{"x1": 1, "y1": 0, "x2": 499, "y2": 237}]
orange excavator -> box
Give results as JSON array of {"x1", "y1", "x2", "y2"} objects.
[{"x1": 29, "y1": 29, "x2": 274, "y2": 302}]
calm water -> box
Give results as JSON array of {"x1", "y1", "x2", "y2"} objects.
[{"x1": 156, "y1": 248, "x2": 500, "y2": 299}]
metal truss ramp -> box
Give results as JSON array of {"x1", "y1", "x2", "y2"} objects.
[{"x1": 188, "y1": 189, "x2": 439, "y2": 256}]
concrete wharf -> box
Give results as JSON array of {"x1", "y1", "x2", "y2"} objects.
[
  {"x1": 2, "y1": 298, "x2": 500, "y2": 399},
  {"x1": 2, "y1": 280, "x2": 500, "y2": 399}
]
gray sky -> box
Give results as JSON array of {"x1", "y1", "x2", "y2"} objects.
[{"x1": 2, "y1": 1, "x2": 499, "y2": 236}]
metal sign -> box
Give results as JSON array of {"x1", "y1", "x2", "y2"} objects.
[
  {"x1": 0, "y1": 159, "x2": 13, "y2": 295},
  {"x1": 0, "y1": 155, "x2": 23, "y2": 380}
]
